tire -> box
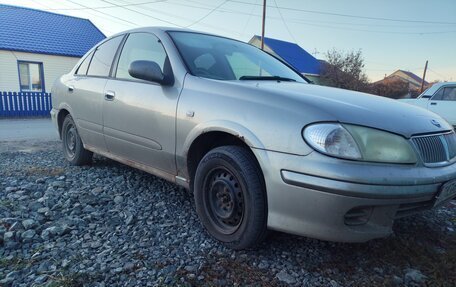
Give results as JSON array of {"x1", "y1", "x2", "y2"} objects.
[
  {"x1": 61, "y1": 114, "x2": 93, "y2": 166},
  {"x1": 194, "y1": 145, "x2": 268, "y2": 250}
]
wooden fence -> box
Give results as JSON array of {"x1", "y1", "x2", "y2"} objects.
[{"x1": 0, "y1": 91, "x2": 52, "y2": 117}]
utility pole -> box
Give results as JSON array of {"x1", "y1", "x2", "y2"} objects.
[
  {"x1": 420, "y1": 60, "x2": 428, "y2": 93},
  {"x1": 260, "y1": 0, "x2": 266, "y2": 50}
]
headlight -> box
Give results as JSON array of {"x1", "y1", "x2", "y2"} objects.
[{"x1": 303, "y1": 123, "x2": 417, "y2": 163}]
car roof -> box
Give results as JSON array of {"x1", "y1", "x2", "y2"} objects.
[
  {"x1": 423, "y1": 81, "x2": 456, "y2": 96},
  {"x1": 107, "y1": 26, "x2": 211, "y2": 38}
]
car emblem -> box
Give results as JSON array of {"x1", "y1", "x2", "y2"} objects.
[{"x1": 431, "y1": 119, "x2": 441, "y2": 128}]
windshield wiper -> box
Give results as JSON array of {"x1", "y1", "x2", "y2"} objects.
[{"x1": 239, "y1": 76, "x2": 296, "y2": 82}]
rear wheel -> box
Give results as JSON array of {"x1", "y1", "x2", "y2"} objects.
[
  {"x1": 194, "y1": 146, "x2": 267, "y2": 250},
  {"x1": 62, "y1": 114, "x2": 92, "y2": 165}
]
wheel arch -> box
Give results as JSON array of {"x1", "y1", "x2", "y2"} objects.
[
  {"x1": 183, "y1": 121, "x2": 266, "y2": 188},
  {"x1": 57, "y1": 108, "x2": 70, "y2": 139},
  {"x1": 55, "y1": 103, "x2": 75, "y2": 139}
]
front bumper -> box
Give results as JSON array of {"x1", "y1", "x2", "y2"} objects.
[{"x1": 253, "y1": 148, "x2": 456, "y2": 242}]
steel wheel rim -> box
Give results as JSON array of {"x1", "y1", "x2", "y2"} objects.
[
  {"x1": 203, "y1": 167, "x2": 245, "y2": 235},
  {"x1": 65, "y1": 124, "x2": 77, "y2": 159}
]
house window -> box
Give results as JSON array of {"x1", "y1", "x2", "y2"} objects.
[{"x1": 18, "y1": 62, "x2": 44, "y2": 92}]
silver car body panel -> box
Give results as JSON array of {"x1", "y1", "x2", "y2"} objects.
[{"x1": 51, "y1": 27, "x2": 456, "y2": 242}]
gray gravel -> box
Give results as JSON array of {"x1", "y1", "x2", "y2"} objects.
[{"x1": 1, "y1": 140, "x2": 455, "y2": 286}]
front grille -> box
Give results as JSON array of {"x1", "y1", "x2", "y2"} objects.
[{"x1": 412, "y1": 132, "x2": 456, "y2": 164}]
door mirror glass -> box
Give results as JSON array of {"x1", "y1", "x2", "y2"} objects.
[{"x1": 129, "y1": 60, "x2": 170, "y2": 85}]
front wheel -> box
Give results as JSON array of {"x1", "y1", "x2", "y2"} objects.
[
  {"x1": 61, "y1": 114, "x2": 93, "y2": 165},
  {"x1": 194, "y1": 146, "x2": 267, "y2": 250}
]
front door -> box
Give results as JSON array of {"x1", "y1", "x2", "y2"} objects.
[
  {"x1": 102, "y1": 32, "x2": 179, "y2": 174},
  {"x1": 428, "y1": 85, "x2": 456, "y2": 127}
]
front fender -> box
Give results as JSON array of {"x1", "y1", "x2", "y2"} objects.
[
  {"x1": 182, "y1": 120, "x2": 265, "y2": 155},
  {"x1": 175, "y1": 120, "x2": 268, "y2": 182}
]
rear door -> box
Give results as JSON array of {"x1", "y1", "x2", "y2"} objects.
[
  {"x1": 67, "y1": 36, "x2": 124, "y2": 151},
  {"x1": 428, "y1": 85, "x2": 456, "y2": 127},
  {"x1": 102, "y1": 32, "x2": 179, "y2": 174}
]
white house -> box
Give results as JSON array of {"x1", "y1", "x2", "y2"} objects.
[{"x1": 0, "y1": 4, "x2": 105, "y2": 93}]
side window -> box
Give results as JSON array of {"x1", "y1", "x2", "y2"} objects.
[
  {"x1": 442, "y1": 87, "x2": 456, "y2": 101},
  {"x1": 76, "y1": 51, "x2": 94, "y2": 75},
  {"x1": 115, "y1": 33, "x2": 167, "y2": 80},
  {"x1": 431, "y1": 88, "x2": 444, "y2": 101},
  {"x1": 87, "y1": 36, "x2": 123, "y2": 77}
]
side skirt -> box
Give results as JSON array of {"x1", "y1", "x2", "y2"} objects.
[{"x1": 84, "y1": 144, "x2": 189, "y2": 189}]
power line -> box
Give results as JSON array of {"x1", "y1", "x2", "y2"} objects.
[
  {"x1": 64, "y1": 0, "x2": 140, "y2": 27},
  {"x1": 185, "y1": 0, "x2": 228, "y2": 28},
  {"x1": 273, "y1": 0, "x2": 297, "y2": 43},
  {"x1": 29, "y1": 0, "x2": 123, "y2": 33},
  {"x1": 228, "y1": 0, "x2": 456, "y2": 25},
  {"x1": 287, "y1": 21, "x2": 456, "y2": 35},
  {"x1": 170, "y1": 0, "x2": 456, "y2": 35},
  {"x1": 100, "y1": 0, "x2": 184, "y2": 27},
  {"x1": 172, "y1": 0, "x2": 456, "y2": 28},
  {"x1": 114, "y1": 0, "x2": 244, "y2": 35},
  {"x1": 37, "y1": 0, "x2": 166, "y2": 11},
  {"x1": 427, "y1": 68, "x2": 450, "y2": 81},
  {"x1": 240, "y1": 0, "x2": 259, "y2": 37}
]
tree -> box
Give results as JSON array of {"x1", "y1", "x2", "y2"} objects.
[
  {"x1": 320, "y1": 49, "x2": 369, "y2": 92},
  {"x1": 369, "y1": 78, "x2": 410, "y2": 99}
]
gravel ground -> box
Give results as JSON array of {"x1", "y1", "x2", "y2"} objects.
[{"x1": 0, "y1": 140, "x2": 455, "y2": 287}]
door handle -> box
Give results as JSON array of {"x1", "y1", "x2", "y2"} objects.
[
  {"x1": 68, "y1": 85, "x2": 74, "y2": 92},
  {"x1": 105, "y1": 91, "x2": 115, "y2": 101},
  {"x1": 430, "y1": 102, "x2": 437, "y2": 105}
]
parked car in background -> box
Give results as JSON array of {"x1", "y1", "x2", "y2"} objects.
[
  {"x1": 51, "y1": 27, "x2": 456, "y2": 249},
  {"x1": 400, "y1": 82, "x2": 456, "y2": 127}
]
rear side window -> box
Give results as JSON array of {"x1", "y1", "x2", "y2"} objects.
[
  {"x1": 115, "y1": 32, "x2": 167, "y2": 80},
  {"x1": 87, "y1": 36, "x2": 123, "y2": 77},
  {"x1": 76, "y1": 51, "x2": 94, "y2": 75}
]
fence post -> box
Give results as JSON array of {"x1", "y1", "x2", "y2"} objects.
[
  {"x1": 0, "y1": 92, "x2": 4, "y2": 117},
  {"x1": 18, "y1": 92, "x2": 23, "y2": 117},
  {"x1": 33, "y1": 92, "x2": 37, "y2": 117},
  {"x1": 41, "y1": 92, "x2": 46, "y2": 116},
  {"x1": 7, "y1": 92, "x2": 12, "y2": 117}
]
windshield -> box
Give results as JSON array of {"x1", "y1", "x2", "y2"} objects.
[
  {"x1": 417, "y1": 87, "x2": 431, "y2": 98},
  {"x1": 168, "y1": 31, "x2": 307, "y2": 83}
]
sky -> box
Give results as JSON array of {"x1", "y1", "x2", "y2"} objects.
[{"x1": 1, "y1": 0, "x2": 455, "y2": 82}]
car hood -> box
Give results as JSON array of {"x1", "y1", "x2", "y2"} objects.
[{"x1": 231, "y1": 81, "x2": 453, "y2": 138}]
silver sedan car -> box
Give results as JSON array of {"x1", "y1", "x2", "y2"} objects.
[{"x1": 51, "y1": 27, "x2": 456, "y2": 249}]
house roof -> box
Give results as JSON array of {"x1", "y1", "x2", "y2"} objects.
[
  {"x1": 0, "y1": 4, "x2": 105, "y2": 57},
  {"x1": 251, "y1": 35, "x2": 321, "y2": 75},
  {"x1": 396, "y1": 70, "x2": 429, "y2": 86}
]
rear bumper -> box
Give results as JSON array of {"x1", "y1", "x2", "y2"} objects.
[
  {"x1": 50, "y1": 108, "x2": 59, "y2": 138},
  {"x1": 253, "y1": 148, "x2": 456, "y2": 242}
]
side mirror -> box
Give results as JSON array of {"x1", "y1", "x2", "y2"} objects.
[{"x1": 128, "y1": 60, "x2": 172, "y2": 85}]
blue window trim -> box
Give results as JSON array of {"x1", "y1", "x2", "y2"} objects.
[{"x1": 17, "y1": 60, "x2": 46, "y2": 92}]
